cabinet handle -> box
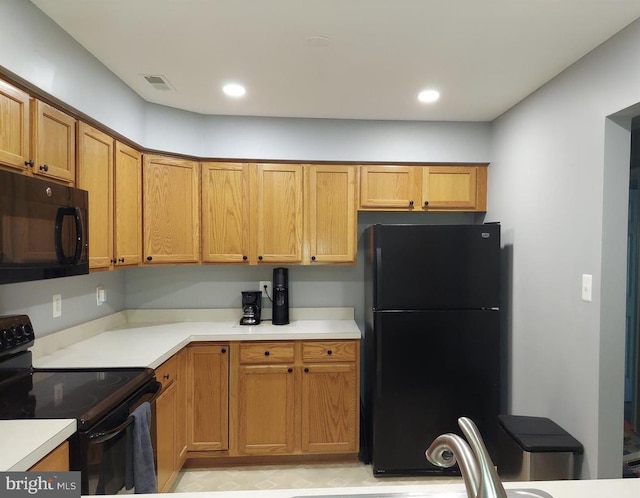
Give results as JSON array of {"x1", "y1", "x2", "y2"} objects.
[
  {"x1": 424, "y1": 200, "x2": 429, "y2": 207},
  {"x1": 327, "y1": 350, "x2": 333, "y2": 355},
  {"x1": 258, "y1": 256, "x2": 263, "y2": 261},
  {"x1": 304, "y1": 367, "x2": 309, "y2": 373},
  {"x1": 264, "y1": 351, "x2": 270, "y2": 356},
  {"x1": 221, "y1": 348, "x2": 227, "y2": 353},
  {"x1": 409, "y1": 200, "x2": 414, "y2": 207},
  {"x1": 311, "y1": 256, "x2": 316, "y2": 261},
  {"x1": 242, "y1": 255, "x2": 248, "y2": 261},
  {"x1": 118, "y1": 258, "x2": 125, "y2": 263},
  {"x1": 110, "y1": 259, "x2": 116, "y2": 264},
  {"x1": 25, "y1": 160, "x2": 34, "y2": 167},
  {"x1": 287, "y1": 367, "x2": 293, "y2": 373},
  {"x1": 163, "y1": 374, "x2": 170, "y2": 380},
  {"x1": 146, "y1": 256, "x2": 153, "y2": 261},
  {"x1": 39, "y1": 164, "x2": 49, "y2": 172}
]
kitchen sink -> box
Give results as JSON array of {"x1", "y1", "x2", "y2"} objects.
[{"x1": 291, "y1": 489, "x2": 553, "y2": 498}]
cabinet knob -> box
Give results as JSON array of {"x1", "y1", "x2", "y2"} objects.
[
  {"x1": 118, "y1": 258, "x2": 125, "y2": 263},
  {"x1": 424, "y1": 200, "x2": 429, "y2": 207},
  {"x1": 264, "y1": 351, "x2": 270, "y2": 356},
  {"x1": 327, "y1": 350, "x2": 333, "y2": 355},
  {"x1": 25, "y1": 160, "x2": 34, "y2": 167},
  {"x1": 304, "y1": 367, "x2": 309, "y2": 373},
  {"x1": 311, "y1": 256, "x2": 316, "y2": 261},
  {"x1": 146, "y1": 256, "x2": 153, "y2": 261},
  {"x1": 163, "y1": 374, "x2": 170, "y2": 380},
  {"x1": 39, "y1": 164, "x2": 49, "y2": 172},
  {"x1": 221, "y1": 348, "x2": 227, "y2": 354},
  {"x1": 409, "y1": 200, "x2": 414, "y2": 207},
  {"x1": 258, "y1": 256, "x2": 263, "y2": 261},
  {"x1": 242, "y1": 255, "x2": 248, "y2": 261},
  {"x1": 287, "y1": 367, "x2": 293, "y2": 373},
  {"x1": 110, "y1": 259, "x2": 116, "y2": 264}
]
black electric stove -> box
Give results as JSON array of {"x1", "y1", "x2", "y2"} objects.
[{"x1": 0, "y1": 314, "x2": 160, "y2": 494}]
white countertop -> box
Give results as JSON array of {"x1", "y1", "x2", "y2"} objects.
[
  {"x1": 34, "y1": 319, "x2": 361, "y2": 369},
  {"x1": 0, "y1": 419, "x2": 77, "y2": 471},
  {"x1": 3, "y1": 310, "x2": 360, "y2": 472},
  {"x1": 98, "y1": 478, "x2": 640, "y2": 497}
]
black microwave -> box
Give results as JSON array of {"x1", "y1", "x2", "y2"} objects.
[{"x1": 0, "y1": 170, "x2": 89, "y2": 285}]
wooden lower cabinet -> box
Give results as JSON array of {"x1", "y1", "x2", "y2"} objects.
[
  {"x1": 28, "y1": 441, "x2": 70, "y2": 471},
  {"x1": 186, "y1": 344, "x2": 229, "y2": 452},
  {"x1": 301, "y1": 362, "x2": 358, "y2": 453},
  {"x1": 236, "y1": 363, "x2": 296, "y2": 455},
  {"x1": 156, "y1": 380, "x2": 177, "y2": 492},
  {"x1": 155, "y1": 354, "x2": 183, "y2": 492},
  {"x1": 176, "y1": 339, "x2": 359, "y2": 466}
]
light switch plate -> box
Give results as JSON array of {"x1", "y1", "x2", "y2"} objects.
[{"x1": 581, "y1": 274, "x2": 593, "y2": 302}]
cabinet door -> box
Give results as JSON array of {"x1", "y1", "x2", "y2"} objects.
[
  {"x1": 156, "y1": 380, "x2": 177, "y2": 493},
  {"x1": 77, "y1": 123, "x2": 114, "y2": 270},
  {"x1": 114, "y1": 142, "x2": 143, "y2": 267},
  {"x1": 187, "y1": 344, "x2": 229, "y2": 451},
  {"x1": 32, "y1": 100, "x2": 76, "y2": 183},
  {"x1": 176, "y1": 348, "x2": 188, "y2": 465},
  {"x1": 301, "y1": 362, "x2": 358, "y2": 453},
  {"x1": 251, "y1": 163, "x2": 303, "y2": 263},
  {"x1": 305, "y1": 165, "x2": 357, "y2": 264},
  {"x1": 0, "y1": 79, "x2": 30, "y2": 172},
  {"x1": 359, "y1": 165, "x2": 421, "y2": 209},
  {"x1": 143, "y1": 155, "x2": 200, "y2": 264},
  {"x1": 422, "y1": 166, "x2": 480, "y2": 210},
  {"x1": 236, "y1": 364, "x2": 296, "y2": 454},
  {"x1": 202, "y1": 162, "x2": 250, "y2": 263}
]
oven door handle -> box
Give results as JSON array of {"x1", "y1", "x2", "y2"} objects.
[{"x1": 88, "y1": 380, "x2": 162, "y2": 445}]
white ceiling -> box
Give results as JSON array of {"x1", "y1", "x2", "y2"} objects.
[{"x1": 30, "y1": 0, "x2": 640, "y2": 122}]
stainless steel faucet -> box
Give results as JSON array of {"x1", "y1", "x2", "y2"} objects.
[{"x1": 426, "y1": 417, "x2": 507, "y2": 498}]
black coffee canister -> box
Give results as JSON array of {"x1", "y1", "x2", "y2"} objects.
[{"x1": 272, "y1": 267, "x2": 289, "y2": 325}]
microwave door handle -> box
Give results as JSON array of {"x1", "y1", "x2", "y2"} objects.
[
  {"x1": 54, "y1": 207, "x2": 84, "y2": 264},
  {"x1": 72, "y1": 207, "x2": 84, "y2": 264}
]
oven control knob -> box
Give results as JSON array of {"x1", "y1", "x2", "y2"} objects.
[
  {"x1": 22, "y1": 323, "x2": 34, "y2": 341},
  {"x1": 2, "y1": 328, "x2": 15, "y2": 347},
  {"x1": 12, "y1": 325, "x2": 23, "y2": 340}
]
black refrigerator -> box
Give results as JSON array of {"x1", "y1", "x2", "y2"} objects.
[{"x1": 362, "y1": 223, "x2": 501, "y2": 476}]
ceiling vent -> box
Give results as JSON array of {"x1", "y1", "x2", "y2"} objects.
[{"x1": 142, "y1": 74, "x2": 174, "y2": 92}]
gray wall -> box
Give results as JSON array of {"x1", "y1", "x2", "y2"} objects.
[{"x1": 488, "y1": 19, "x2": 640, "y2": 478}]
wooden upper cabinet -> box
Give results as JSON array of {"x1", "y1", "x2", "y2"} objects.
[
  {"x1": 77, "y1": 123, "x2": 114, "y2": 270},
  {"x1": 114, "y1": 142, "x2": 143, "y2": 267},
  {"x1": 360, "y1": 164, "x2": 488, "y2": 212},
  {"x1": 32, "y1": 100, "x2": 76, "y2": 183},
  {"x1": 423, "y1": 166, "x2": 481, "y2": 210},
  {"x1": 0, "y1": 79, "x2": 30, "y2": 172},
  {"x1": 201, "y1": 162, "x2": 250, "y2": 263},
  {"x1": 305, "y1": 165, "x2": 357, "y2": 264},
  {"x1": 359, "y1": 165, "x2": 421, "y2": 209},
  {"x1": 143, "y1": 155, "x2": 200, "y2": 264},
  {"x1": 251, "y1": 163, "x2": 303, "y2": 264}
]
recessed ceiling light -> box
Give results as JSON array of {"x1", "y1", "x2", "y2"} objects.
[
  {"x1": 418, "y1": 89, "x2": 440, "y2": 103},
  {"x1": 306, "y1": 35, "x2": 330, "y2": 48},
  {"x1": 223, "y1": 83, "x2": 246, "y2": 97}
]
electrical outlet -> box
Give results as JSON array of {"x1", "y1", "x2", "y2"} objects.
[
  {"x1": 259, "y1": 280, "x2": 272, "y2": 298},
  {"x1": 96, "y1": 285, "x2": 106, "y2": 306},
  {"x1": 53, "y1": 294, "x2": 62, "y2": 318}
]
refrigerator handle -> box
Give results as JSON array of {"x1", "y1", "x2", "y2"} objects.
[{"x1": 376, "y1": 247, "x2": 382, "y2": 305}]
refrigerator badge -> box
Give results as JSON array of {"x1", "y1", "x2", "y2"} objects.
[{"x1": 482, "y1": 232, "x2": 491, "y2": 238}]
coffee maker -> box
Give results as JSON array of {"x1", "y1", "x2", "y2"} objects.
[
  {"x1": 272, "y1": 267, "x2": 289, "y2": 325},
  {"x1": 240, "y1": 290, "x2": 262, "y2": 325}
]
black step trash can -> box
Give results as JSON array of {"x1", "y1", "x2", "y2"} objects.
[{"x1": 497, "y1": 414, "x2": 583, "y2": 481}]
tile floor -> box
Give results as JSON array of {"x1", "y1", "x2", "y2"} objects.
[{"x1": 172, "y1": 463, "x2": 461, "y2": 493}]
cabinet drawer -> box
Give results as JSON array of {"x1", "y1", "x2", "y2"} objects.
[
  {"x1": 239, "y1": 342, "x2": 295, "y2": 364},
  {"x1": 302, "y1": 341, "x2": 357, "y2": 362},
  {"x1": 155, "y1": 355, "x2": 178, "y2": 389}
]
